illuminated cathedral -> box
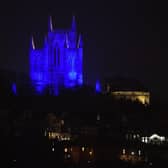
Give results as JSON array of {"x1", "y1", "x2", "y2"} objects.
[{"x1": 30, "y1": 16, "x2": 83, "y2": 95}]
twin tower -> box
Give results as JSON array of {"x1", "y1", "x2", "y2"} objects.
[{"x1": 30, "y1": 16, "x2": 83, "y2": 95}]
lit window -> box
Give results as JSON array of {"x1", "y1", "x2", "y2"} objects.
[
  {"x1": 64, "y1": 148, "x2": 68, "y2": 153},
  {"x1": 89, "y1": 151, "x2": 93, "y2": 155},
  {"x1": 122, "y1": 149, "x2": 126, "y2": 155},
  {"x1": 82, "y1": 147, "x2": 85, "y2": 152},
  {"x1": 131, "y1": 152, "x2": 135, "y2": 155},
  {"x1": 97, "y1": 114, "x2": 100, "y2": 121},
  {"x1": 61, "y1": 120, "x2": 64, "y2": 125},
  {"x1": 44, "y1": 130, "x2": 47, "y2": 136},
  {"x1": 145, "y1": 137, "x2": 148, "y2": 143}
]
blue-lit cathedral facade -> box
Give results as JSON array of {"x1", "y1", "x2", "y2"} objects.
[{"x1": 30, "y1": 16, "x2": 83, "y2": 95}]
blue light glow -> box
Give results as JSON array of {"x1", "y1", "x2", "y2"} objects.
[
  {"x1": 12, "y1": 83, "x2": 17, "y2": 95},
  {"x1": 95, "y1": 80, "x2": 101, "y2": 93},
  {"x1": 69, "y1": 71, "x2": 77, "y2": 80},
  {"x1": 30, "y1": 16, "x2": 83, "y2": 95}
]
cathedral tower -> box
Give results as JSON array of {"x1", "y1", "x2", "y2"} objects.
[{"x1": 30, "y1": 16, "x2": 83, "y2": 95}]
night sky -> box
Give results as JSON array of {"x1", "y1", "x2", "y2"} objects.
[{"x1": 0, "y1": 0, "x2": 168, "y2": 102}]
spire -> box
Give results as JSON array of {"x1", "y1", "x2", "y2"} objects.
[
  {"x1": 77, "y1": 34, "x2": 83, "y2": 48},
  {"x1": 66, "y1": 33, "x2": 69, "y2": 48},
  {"x1": 71, "y1": 15, "x2": 76, "y2": 31},
  {"x1": 48, "y1": 16, "x2": 53, "y2": 32},
  {"x1": 31, "y1": 36, "x2": 35, "y2": 50}
]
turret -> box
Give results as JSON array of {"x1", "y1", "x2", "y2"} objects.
[
  {"x1": 71, "y1": 15, "x2": 76, "y2": 32},
  {"x1": 30, "y1": 36, "x2": 35, "y2": 50},
  {"x1": 77, "y1": 34, "x2": 83, "y2": 48},
  {"x1": 48, "y1": 16, "x2": 53, "y2": 32},
  {"x1": 65, "y1": 33, "x2": 69, "y2": 48}
]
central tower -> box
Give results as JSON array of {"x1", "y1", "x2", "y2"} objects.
[{"x1": 30, "y1": 16, "x2": 83, "y2": 95}]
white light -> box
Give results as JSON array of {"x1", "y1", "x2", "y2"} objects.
[
  {"x1": 138, "y1": 150, "x2": 141, "y2": 155},
  {"x1": 89, "y1": 151, "x2": 93, "y2": 155},
  {"x1": 149, "y1": 134, "x2": 165, "y2": 141},
  {"x1": 64, "y1": 148, "x2": 68, "y2": 153},
  {"x1": 142, "y1": 137, "x2": 145, "y2": 142},
  {"x1": 145, "y1": 137, "x2": 148, "y2": 143},
  {"x1": 61, "y1": 120, "x2": 64, "y2": 125},
  {"x1": 44, "y1": 130, "x2": 47, "y2": 136},
  {"x1": 149, "y1": 162, "x2": 152, "y2": 166},
  {"x1": 52, "y1": 147, "x2": 55, "y2": 152},
  {"x1": 122, "y1": 149, "x2": 126, "y2": 155},
  {"x1": 82, "y1": 147, "x2": 85, "y2": 152},
  {"x1": 131, "y1": 151, "x2": 135, "y2": 155},
  {"x1": 160, "y1": 137, "x2": 165, "y2": 141},
  {"x1": 97, "y1": 114, "x2": 100, "y2": 121}
]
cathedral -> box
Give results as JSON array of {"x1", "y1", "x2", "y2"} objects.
[{"x1": 30, "y1": 16, "x2": 83, "y2": 95}]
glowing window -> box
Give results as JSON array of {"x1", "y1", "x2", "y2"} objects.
[
  {"x1": 89, "y1": 151, "x2": 93, "y2": 155},
  {"x1": 122, "y1": 149, "x2": 126, "y2": 155},
  {"x1": 64, "y1": 148, "x2": 68, "y2": 153},
  {"x1": 82, "y1": 147, "x2": 85, "y2": 152}
]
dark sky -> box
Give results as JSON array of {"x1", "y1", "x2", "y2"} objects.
[{"x1": 0, "y1": 0, "x2": 168, "y2": 102}]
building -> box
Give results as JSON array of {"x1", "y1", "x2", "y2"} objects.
[
  {"x1": 30, "y1": 16, "x2": 83, "y2": 95},
  {"x1": 104, "y1": 77, "x2": 150, "y2": 105}
]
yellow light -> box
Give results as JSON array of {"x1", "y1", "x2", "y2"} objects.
[
  {"x1": 82, "y1": 147, "x2": 85, "y2": 152},
  {"x1": 48, "y1": 132, "x2": 51, "y2": 139},
  {"x1": 64, "y1": 148, "x2": 68, "y2": 153},
  {"x1": 111, "y1": 91, "x2": 150, "y2": 105},
  {"x1": 89, "y1": 151, "x2": 93, "y2": 155}
]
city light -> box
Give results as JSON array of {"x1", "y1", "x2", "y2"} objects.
[
  {"x1": 64, "y1": 148, "x2": 68, "y2": 153},
  {"x1": 89, "y1": 151, "x2": 93, "y2": 155},
  {"x1": 82, "y1": 147, "x2": 85, "y2": 152},
  {"x1": 122, "y1": 149, "x2": 126, "y2": 155}
]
